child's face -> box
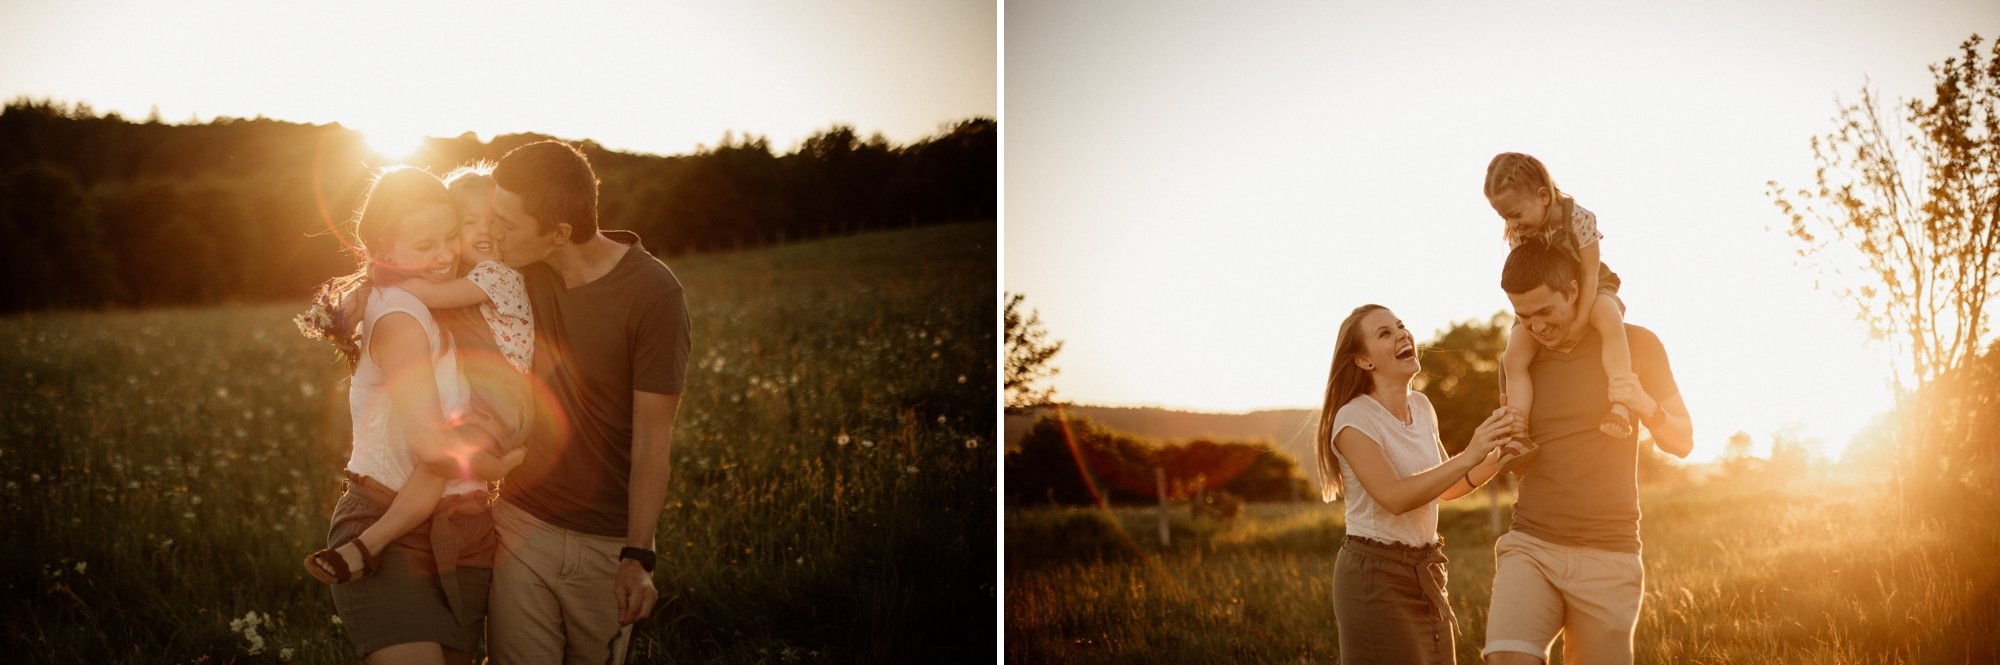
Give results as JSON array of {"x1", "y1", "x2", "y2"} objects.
[
  {"x1": 455, "y1": 189, "x2": 499, "y2": 265},
  {"x1": 382, "y1": 203, "x2": 460, "y2": 282},
  {"x1": 1489, "y1": 187, "x2": 1553, "y2": 239}
]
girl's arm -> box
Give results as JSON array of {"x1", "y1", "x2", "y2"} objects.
[
  {"x1": 393, "y1": 277, "x2": 494, "y2": 310},
  {"x1": 1334, "y1": 406, "x2": 1520, "y2": 515},
  {"x1": 1572, "y1": 241, "x2": 1602, "y2": 329}
]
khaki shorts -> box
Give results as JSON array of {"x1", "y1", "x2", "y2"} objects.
[
  {"x1": 488, "y1": 499, "x2": 635, "y2": 665},
  {"x1": 1482, "y1": 530, "x2": 1643, "y2": 665}
]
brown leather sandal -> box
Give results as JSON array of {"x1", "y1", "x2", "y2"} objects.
[
  {"x1": 304, "y1": 539, "x2": 381, "y2": 584},
  {"x1": 1599, "y1": 404, "x2": 1635, "y2": 439}
]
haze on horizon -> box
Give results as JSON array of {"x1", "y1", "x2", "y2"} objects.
[{"x1": 0, "y1": 1, "x2": 996, "y2": 158}]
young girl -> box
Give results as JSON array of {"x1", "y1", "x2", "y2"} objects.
[
  {"x1": 293, "y1": 166, "x2": 522, "y2": 660},
  {"x1": 299, "y1": 165, "x2": 534, "y2": 590},
  {"x1": 1485, "y1": 152, "x2": 1645, "y2": 438}
]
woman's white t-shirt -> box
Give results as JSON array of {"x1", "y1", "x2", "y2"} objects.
[
  {"x1": 1328, "y1": 391, "x2": 1445, "y2": 547},
  {"x1": 345, "y1": 286, "x2": 484, "y2": 497}
]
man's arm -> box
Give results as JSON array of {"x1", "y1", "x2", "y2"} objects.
[
  {"x1": 1613, "y1": 377, "x2": 1693, "y2": 458},
  {"x1": 615, "y1": 389, "x2": 681, "y2": 625},
  {"x1": 1610, "y1": 326, "x2": 1692, "y2": 457}
]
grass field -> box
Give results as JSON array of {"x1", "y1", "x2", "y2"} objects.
[
  {"x1": 0, "y1": 221, "x2": 996, "y2": 663},
  {"x1": 1006, "y1": 471, "x2": 2000, "y2": 663}
]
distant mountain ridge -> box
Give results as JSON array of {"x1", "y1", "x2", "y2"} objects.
[{"x1": 1004, "y1": 405, "x2": 1321, "y2": 466}]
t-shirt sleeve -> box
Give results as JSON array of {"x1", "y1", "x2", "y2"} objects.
[
  {"x1": 466, "y1": 261, "x2": 531, "y2": 324},
  {"x1": 1572, "y1": 202, "x2": 1604, "y2": 249},
  {"x1": 1328, "y1": 402, "x2": 1378, "y2": 463},
  {"x1": 630, "y1": 286, "x2": 691, "y2": 395},
  {"x1": 1628, "y1": 325, "x2": 1679, "y2": 404}
]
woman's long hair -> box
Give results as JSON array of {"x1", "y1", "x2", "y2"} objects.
[
  {"x1": 1315, "y1": 304, "x2": 1386, "y2": 502},
  {"x1": 304, "y1": 167, "x2": 453, "y2": 372}
]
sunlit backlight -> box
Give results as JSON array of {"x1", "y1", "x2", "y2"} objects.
[{"x1": 361, "y1": 127, "x2": 427, "y2": 163}]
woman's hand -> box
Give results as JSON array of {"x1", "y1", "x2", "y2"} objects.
[{"x1": 1467, "y1": 406, "x2": 1524, "y2": 457}]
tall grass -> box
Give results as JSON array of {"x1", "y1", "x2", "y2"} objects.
[
  {"x1": 0, "y1": 221, "x2": 996, "y2": 663},
  {"x1": 1006, "y1": 473, "x2": 2000, "y2": 663}
]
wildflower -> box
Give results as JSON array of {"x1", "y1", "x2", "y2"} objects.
[
  {"x1": 836, "y1": 434, "x2": 850, "y2": 446},
  {"x1": 936, "y1": 415, "x2": 946, "y2": 425},
  {"x1": 29, "y1": 473, "x2": 41, "y2": 483},
  {"x1": 331, "y1": 614, "x2": 343, "y2": 626},
  {"x1": 957, "y1": 374, "x2": 967, "y2": 384},
  {"x1": 280, "y1": 647, "x2": 294, "y2": 661},
  {"x1": 965, "y1": 438, "x2": 980, "y2": 449},
  {"x1": 74, "y1": 562, "x2": 85, "y2": 574},
  {"x1": 190, "y1": 495, "x2": 202, "y2": 506},
  {"x1": 905, "y1": 465, "x2": 919, "y2": 475}
]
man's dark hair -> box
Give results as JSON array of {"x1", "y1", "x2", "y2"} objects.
[
  {"x1": 493, "y1": 140, "x2": 599, "y2": 243},
  {"x1": 1501, "y1": 237, "x2": 1578, "y2": 296}
]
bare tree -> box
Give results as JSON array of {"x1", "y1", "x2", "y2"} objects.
[{"x1": 1768, "y1": 34, "x2": 2000, "y2": 495}]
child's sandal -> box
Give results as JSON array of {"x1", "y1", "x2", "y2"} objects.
[
  {"x1": 1599, "y1": 406, "x2": 1635, "y2": 439},
  {"x1": 304, "y1": 539, "x2": 380, "y2": 585}
]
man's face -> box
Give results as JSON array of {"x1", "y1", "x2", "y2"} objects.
[
  {"x1": 490, "y1": 186, "x2": 558, "y2": 268},
  {"x1": 1506, "y1": 283, "x2": 1579, "y2": 350}
]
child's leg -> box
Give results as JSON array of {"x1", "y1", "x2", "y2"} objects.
[
  {"x1": 465, "y1": 430, "x2": 527, "y2": 481},
  {"x1": 314, "y1": 469, "x2": 445, "y2": 581},
  {"x1": 1592, "y1": 295, "x2": 1647, "y2": 438},
  {"x1": 1503, "y1": 323, "x2": 1538, "y2": 417}
]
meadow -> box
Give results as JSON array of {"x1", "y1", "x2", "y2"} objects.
[
  {"x1": 0, "y1": 221, "x2": 996, "y2": 663},
  {"x1": 1006, "y1": 471, "x2": 2000, "y2": 663}
]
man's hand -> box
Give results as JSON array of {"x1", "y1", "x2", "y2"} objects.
[
  {"x1": 614, "y1": 558, "x2": 657, "y2": 625},
  {"x1": 1607, "y1": 374, "x2": 1658, "y2": 425}
]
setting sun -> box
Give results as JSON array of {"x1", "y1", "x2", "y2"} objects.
[{"x1": 360, "y1": 127, "x2": 426, "y2": 163}]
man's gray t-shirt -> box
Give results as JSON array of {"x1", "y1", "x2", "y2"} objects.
[
  {"x1": 504, "y1": 231, "x2": 691, "y2": 538},
  {"x1": 1511, "y1": 324, "x2": 1678, "y2": 554}
]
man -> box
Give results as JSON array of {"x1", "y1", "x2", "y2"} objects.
[
  {"x1": 484, "y1": 140, "x2": 691, "y2": 664},
  {"x1": 1483, "y1": 238, "x2": 1692, "y2": 665}
]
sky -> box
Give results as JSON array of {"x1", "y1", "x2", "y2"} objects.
[
  {"x1": 0, "y1": 0, "x2": 995, "y2": 157},
  {"x1": 1004, "y1": 0, "x2": 2000, "y2": 463}
]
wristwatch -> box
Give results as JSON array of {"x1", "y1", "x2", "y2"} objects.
[{"x1": 619, "y1": 547, "x2": 657, "y2": 572}]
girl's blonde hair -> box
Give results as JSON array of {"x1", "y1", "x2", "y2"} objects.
[
  {"x1": 329, "y1": 166, "x2": 454, "y2": 371},
  {"x1": 1485, "y1": 152, "x2": 1571, "y2": 251},
  {"x1": 1315, "y1": 304, "x2": 1387, "y2": 502},
  {"x1": 443, "y1": 161, "x2": 496, "y2": 199}
]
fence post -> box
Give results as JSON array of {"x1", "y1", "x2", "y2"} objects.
[{"x1": 1156, "y1": 467, "x2": 1170, "y2": 548}]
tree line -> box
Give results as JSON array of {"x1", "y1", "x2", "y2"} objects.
[
  {"x1": 1005, "y1": 414, "x2": 1312, "y2": 506},
  {"x1": 0, "y1": 99, "x2": 995, "y2": 313}
]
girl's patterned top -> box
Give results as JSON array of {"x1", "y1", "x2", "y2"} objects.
[
  {"x1": 1510, "y1": 198, "x2": 1602, "y2": 262},
  {"x1": 466, "y1": 260, "x2": 533, "y2": 374}
]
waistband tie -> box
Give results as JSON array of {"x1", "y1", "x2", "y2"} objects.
[{"x1": 1344, "y1": 534, "x2": 1456, "y2": 635}]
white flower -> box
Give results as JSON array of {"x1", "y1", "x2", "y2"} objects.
[
  {"x1": 74, "y1": 562, "x2": 85, "y2": 574},
  {"x1": 904, "y1": 465, "x2": 919, "y2": 475},
  {"x1": 280, "y1": 647, "x2": 294, "y2": 661},
  {"x1": 836, "y1": 434, "x2": 850, "y2": 446},
  {"x1": 965, "y1": 438, "x2": 979, "y2": 449},
  {"x1": 861, "y1": 440, "x2": 875, "y2": 448},
  {"x1": 331, "y1": 614, "x2": 342, "y2": 626}
]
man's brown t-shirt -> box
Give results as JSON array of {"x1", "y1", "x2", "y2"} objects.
[
  {"x1": 1511, "y1": 324, "x2": 1678, "y2": 554},
  {"x1": 503, "y1": 231, "x2": 691, "y2": 538}
]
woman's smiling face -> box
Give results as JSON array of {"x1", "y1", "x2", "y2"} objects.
[
  {"x1": 1354, "y1": 307, "x2": 1418, "y2": 377},
  {"x1": 379, "y1": 203, "x2": 460, "y2": 282}
]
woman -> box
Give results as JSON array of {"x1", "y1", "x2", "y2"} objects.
[
  {"x1": 1315, "y1": 304, "x2": 1529, "y2": 665},
  {"x1": 296, "y1": 167, "x2": 522, "y2": 664}
]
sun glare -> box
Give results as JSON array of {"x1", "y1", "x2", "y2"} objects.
[{"x1": 361, "y1": 128, "x2": 427, "y2": 162}]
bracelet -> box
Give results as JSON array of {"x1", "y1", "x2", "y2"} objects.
[{"x1": 1464, "y1": 471, "x2": 1478, "y2": 488}]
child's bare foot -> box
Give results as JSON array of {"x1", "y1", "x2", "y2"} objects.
[
  {"x1": 304, "y1": 540, "x2": 379, "y2": 584},
  {"x1": 1599, "y1": 403, "x2": 1635, "y2": 439}
]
